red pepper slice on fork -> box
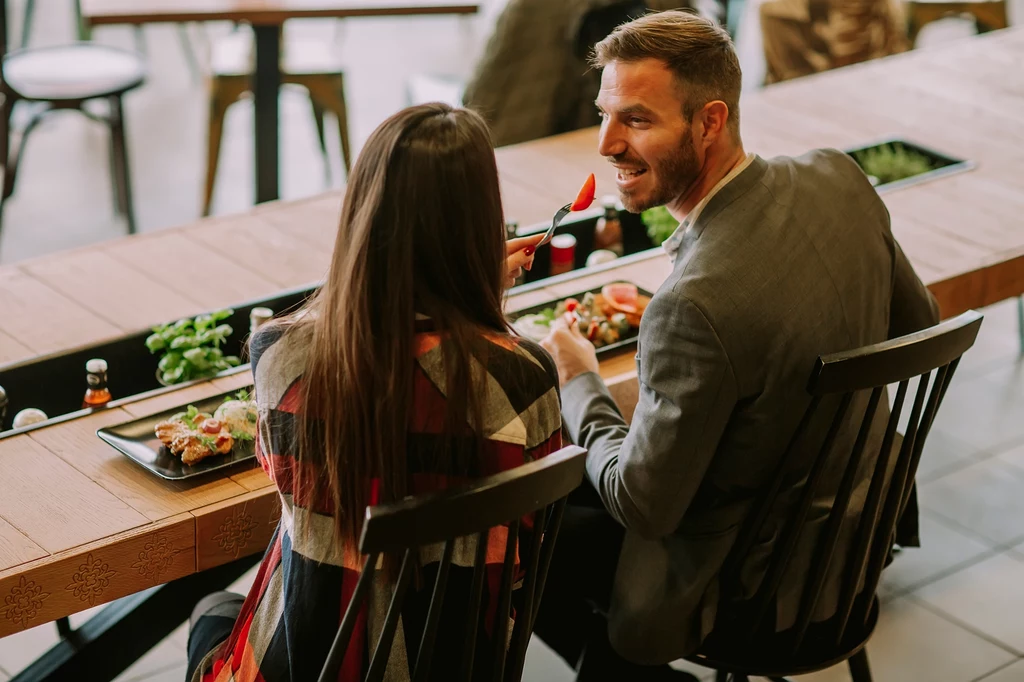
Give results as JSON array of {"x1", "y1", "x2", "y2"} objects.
[{"x1": 570, "y1": 173, "x2": 597, "y2": 212}]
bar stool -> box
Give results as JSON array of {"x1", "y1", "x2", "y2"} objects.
[
  {"x1": 1, "y1": 43, "x2": 146, "y2": 238},
  {"x1": 905, "y1": 0, "x2": 1009, "y2": 44},
  {"x1": 202, "y1": 28, "x2": 352, "y2": 216},
  {"x1": 19, "y1": 0, "x2": 202, "y2": 81}
]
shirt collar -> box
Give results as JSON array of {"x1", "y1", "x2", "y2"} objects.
[{"x1": 662, "y1": 153, "x2": 756, "y2": 262}]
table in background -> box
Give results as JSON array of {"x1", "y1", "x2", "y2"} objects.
[{"x1": 80, "y1": 0, "x2": 480, "y2": 205}]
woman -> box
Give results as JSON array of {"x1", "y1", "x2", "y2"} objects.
[{"x1": 187, "y1": 103, "x2": 563, "y2": 681}]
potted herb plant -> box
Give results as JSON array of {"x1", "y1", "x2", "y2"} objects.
[
  {"x1": 641, "y1": 205, "x2": 678, "y2": 247},
  {"x1": 849, "y1": 142, "x2": 936, "y2": 187},
  {"x1": 146, "y1": 309, "x2": 241, "y2": 386}
]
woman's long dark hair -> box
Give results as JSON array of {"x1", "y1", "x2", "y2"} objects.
[{"x1": 282, "y1": 103, "x2": 510, "y2": 546}]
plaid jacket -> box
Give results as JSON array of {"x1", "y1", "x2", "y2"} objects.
[{"x1": 194, "y1": 320, "x2": 563, "y2": 682}]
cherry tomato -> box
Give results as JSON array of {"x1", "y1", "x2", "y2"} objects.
[
  {"x1": 570, "y1": 173, "x2": 596, "y2": 211},
  {"x1": 587, "y1": 320, "x2": 600, "y2": 341},
  {"x1": 564, "y1": 298, "x2": 580, "y2": 313}
]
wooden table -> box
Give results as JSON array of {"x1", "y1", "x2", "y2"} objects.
[
  {"x1": 1, "y1": 26, "x2": 1023, "y2": 676},
  {"x1": 80, "y1": 0, "x2": 480, "y2": 205}
]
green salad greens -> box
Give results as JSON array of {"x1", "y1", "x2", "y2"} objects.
[
  {"x1": 850, "y1": 143, "x2": 936, "y2": 186},
  {"x1": 641, "y1": 206, "x2": 678, "y2": 247},
  {"x1": 146, "y1": 309, "x2": 241, "y2": 385}
]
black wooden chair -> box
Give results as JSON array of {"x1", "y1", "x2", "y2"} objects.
[
  {"x1": 688, "y1": 310, "x2": 984, "y2": 682},
  {"x1": 317, "y1": 444, "x2": 588, "y2": 682},
  {"x1": 0, "y1": 0, "x2": 146, "y2": 240}
]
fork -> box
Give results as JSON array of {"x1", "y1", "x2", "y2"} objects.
[{"x1": 537, "y1": 203, "x2": 572, "y2": 247}]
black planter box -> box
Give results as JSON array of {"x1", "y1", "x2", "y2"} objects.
[
  {"x1": 844, "y1": 137, "x2": 974, "y2": 194},
  {"x1": 0, "y1": 285, "x2": 318, "y2": 437},
  {"x1": 0, "y1": 208, "x2": 661, "y2": 437}
]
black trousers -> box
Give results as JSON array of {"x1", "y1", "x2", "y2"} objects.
[{"x1": 531, "y1": 483, "x2": 692, "y2": 681}]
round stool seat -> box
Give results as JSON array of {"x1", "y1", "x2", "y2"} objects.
[{"x1": 3, "y1": 43, "x2": 146, "y2": 102}]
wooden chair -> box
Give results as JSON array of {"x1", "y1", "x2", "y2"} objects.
[
  {"x1": 906, "y1": 0, "x2": 1009, "y2": 45},
  {"x1": 687, "y1": 310, "x2": 984, "y2": 682},
  {"x1": 317, "y1": 444, "x2": 588, "y2": 682},
  {"x1": 202, "y1": 26, "x2": 352, "y2": 216},
  {"x1": 0, "y1": 39, "x2": 146, "y2": 237}
]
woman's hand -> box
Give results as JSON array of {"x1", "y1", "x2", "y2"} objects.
[{"x1": 505, "y1": 234, "x2": 545, "y2": 289}]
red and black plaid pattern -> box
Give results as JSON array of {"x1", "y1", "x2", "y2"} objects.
[{"x1": 195, "y1": 321, "x2": 563, "y2": 682}]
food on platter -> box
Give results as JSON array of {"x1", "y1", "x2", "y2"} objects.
[
  {"x1": 154, "y1": 392, "x2": 256, "y2": 466},
  {"x1": 512, "y1": 283, "x2": 651, "y2": 347}
]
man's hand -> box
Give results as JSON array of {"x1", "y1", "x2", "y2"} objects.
[
  {"x1": 541, "y1": 313, "x2": 600, "y2": 387},
  {"x1": 505, "y1": 235, "x2": 543, "y2": 289}
]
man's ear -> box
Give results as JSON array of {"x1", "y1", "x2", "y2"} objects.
[{"x1": 698, "y1": 100, "x2": 730, "y2": 143}]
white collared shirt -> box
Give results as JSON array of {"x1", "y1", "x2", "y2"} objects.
[{"x1": 662, "y1": 153, "x2": 756, "y2": 263}]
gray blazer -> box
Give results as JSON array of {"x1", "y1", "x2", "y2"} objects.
[{"x1": 561, "y1": 150, "x2": 939, "y2": 663}]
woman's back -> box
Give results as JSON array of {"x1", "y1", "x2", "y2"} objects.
[{"x1": 195, "y1": 320, "x2": 562, "y2": 681}]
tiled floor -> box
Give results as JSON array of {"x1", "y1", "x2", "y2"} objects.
[{"x1": 2, "y1": 1, "x2": 1024, "y2": 681}]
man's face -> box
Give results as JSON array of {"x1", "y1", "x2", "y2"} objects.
[{"x1": 596, "y1": 59, "x2": 701, "y2": 214}]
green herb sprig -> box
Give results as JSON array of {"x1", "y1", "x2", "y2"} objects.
[
  {"x1": 850, "y1": 143, "x2": 936, "y2": 185},
  {"x1": 641, "y1": 206, "x2": 678, "y2": 247},
  {"x1": 146, "y1": 310, "x2": 241, "y2": 386}
]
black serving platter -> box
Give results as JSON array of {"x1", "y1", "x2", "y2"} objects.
[
  {"x1": 97, "y1": 388, "x2": 256, "y2": 480},
  {"x1": 508, "y1": 282, "x2": 654, "y2": 357}
]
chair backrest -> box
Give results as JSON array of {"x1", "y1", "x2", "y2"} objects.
[
  {"x1": 720, "y1": 310, "x2": 983, "y2": 655},
  {"x1": 317, "y1": 444, "x2": 588, "y2": 682}
]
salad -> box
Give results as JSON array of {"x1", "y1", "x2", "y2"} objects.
[{"x1": 512, "y1": 283, "x2": 650, "y2": 347}]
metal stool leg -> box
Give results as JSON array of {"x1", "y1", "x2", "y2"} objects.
[
  {"x1": 20, "y1": 0, "x2": 36, "y2": 48},
  {"x1": 309, "y1": 97, "x2": 331, "y2": 184},
  {"x1": 1017, "y1": 296, "x2": 1023, "y2": 354},
  {"x1": 108, "y1": 96, "x2": 137, "y2": 234},
  {"x1": 848, "y1": 649, "x2": 873, "y2": 682},
  {"x1": 74, "y1": 0, "x2": 91, "y2": 40},
  {"x1": 175, "y1": 23, "x2": 203, "y2": 82}
]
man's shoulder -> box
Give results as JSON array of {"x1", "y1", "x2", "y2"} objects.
[{"x1": 766, "y1": 147, "x2": 871, "y2": 186}]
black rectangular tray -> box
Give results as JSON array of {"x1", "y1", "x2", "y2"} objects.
[
  {"x1": 97, "y1": 388, "x2": 257, "y2": 480},
  {"x1": 844, "y1": 137, "x2": 974, "y2": 194},
  {"x1": 507, "y1": 282, "x2": 654, "y2": 357}
]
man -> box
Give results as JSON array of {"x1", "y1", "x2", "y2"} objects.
[{"x1": 534, "y1": 9, "x2": 938, "y2": 681}]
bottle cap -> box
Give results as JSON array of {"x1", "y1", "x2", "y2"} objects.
[
  {"x1": 250, "y1": 307, "x2": 273, "y2": 321},
  {"x1": 586, "y1": 249, "x2": 619, "y2": 267},
  {"x1": 86, "y1": 358, "x2": 108, "y2": 374},
  {"x1": 12, "y1": 408, "x2": 47, "y2": 429},
  {"x1": 601, "y1": 195, "x2": 619, "y2": 208},
  {"x1": 250, "y1": 307, "x2": 274, "y2": 333},
  {"x1": 550, "y1": 234, "x2": 577, "y2": 249}
]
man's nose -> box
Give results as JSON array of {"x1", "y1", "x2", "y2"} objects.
[{"x1": 597, "y1": 121, "x2": 627, "y2": 158}]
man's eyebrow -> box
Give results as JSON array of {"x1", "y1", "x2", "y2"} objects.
[{"x1": 594, "y1": 101, "x2": 655, "y2": 116}]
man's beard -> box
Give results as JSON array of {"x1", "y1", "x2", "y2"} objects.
[{"x1": 618, "y1": 134, "x2": 701, "y2": 214}]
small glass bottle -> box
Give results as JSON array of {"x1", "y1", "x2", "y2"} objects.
[
  {"x1": 83, "y1": 358, "x2": 112, "y2": 409},
  {"x1": 250, "y1": 307, "x2": 274, "y2": 335},
  {"x1": 593, "y1": 196, "x2": 624, "y2": 257},
  {"x1": 505, "y1": 220, "x2": 519, "y2": 241}
]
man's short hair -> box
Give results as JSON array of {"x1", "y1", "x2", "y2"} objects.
[{"x1": 592, "y1": 10, "x2": 742, "y2": 135}]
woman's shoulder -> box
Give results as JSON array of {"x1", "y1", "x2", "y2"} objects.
[
  {"x1": 249, "y1": 321, "x2": 313, "y2": 408},
  {"x1": 477, "y1": 333, "x2": 560, "y2": 403}
]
